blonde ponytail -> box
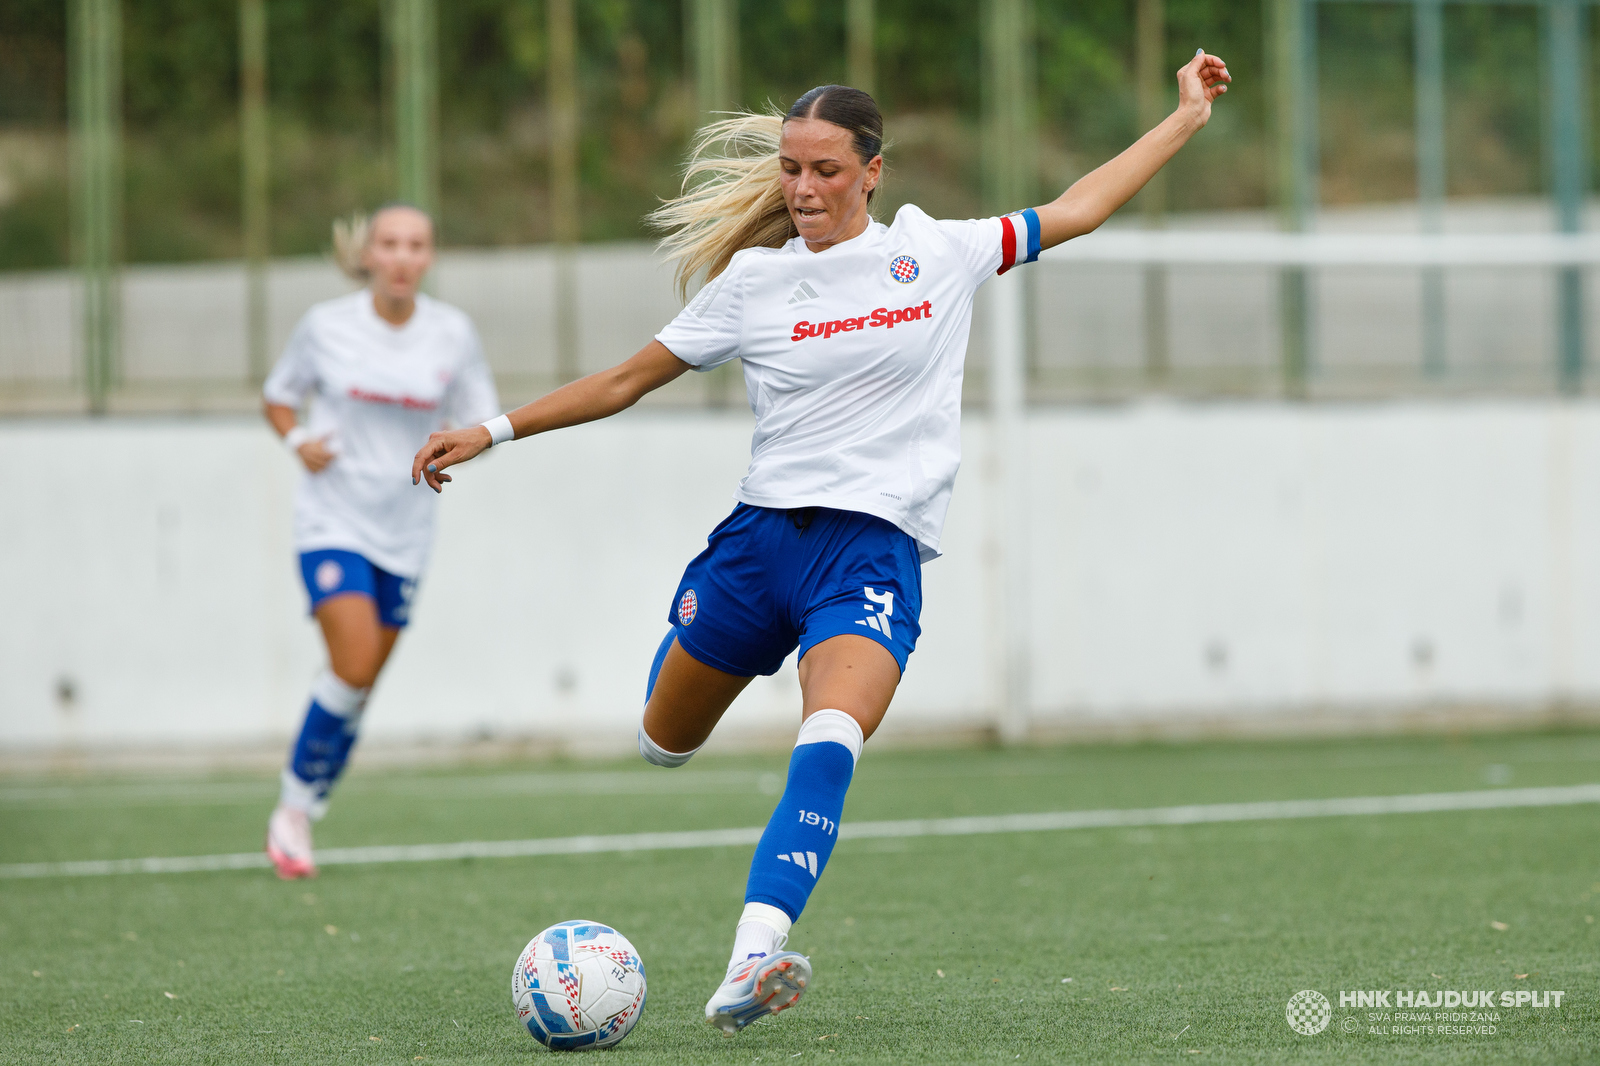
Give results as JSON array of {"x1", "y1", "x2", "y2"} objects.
[
  {"x1": 648, "y1": 111, "x2": 798, "y2": 301},
  {"x1": 331, "y1": 212, "x2": 372, "y2": 282}
]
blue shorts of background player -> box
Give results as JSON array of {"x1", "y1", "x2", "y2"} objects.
[
  {"x1": 299, "y1": 549, "x2": 417, "y2": 629},
  {"x1": 659, "y1": 504, "x2": 923, "y2": 683}
]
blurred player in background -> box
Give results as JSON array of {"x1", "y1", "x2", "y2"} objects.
[
  {"x1": 261, "y1": 204, "x2": 500, "y2": 879},
  {"x1": 412, "y1": 51, "x2": 1228, "y2": 1031}
]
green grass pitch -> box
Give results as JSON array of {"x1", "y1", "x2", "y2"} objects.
[{"x1": 1, "y1": 731, "x2": 1596, "y2": 1063}]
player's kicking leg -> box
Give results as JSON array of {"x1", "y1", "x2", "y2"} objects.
[
  {"x1": 634, "y1": 634, "x2": 813, "y2": 1031},
  {"x1": 703, "y1": 636, "x2": 897, "y2": 1033},
  {"x1": 702, "y1": 704, "x2": 864, "y2": 1032},
  {"x1": 642, "y1": 631, "x2": 896, "y2": 1034}
]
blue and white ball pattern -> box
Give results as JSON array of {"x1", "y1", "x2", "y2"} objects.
[{"x1": 512, "y1": 921, "x2": 646, "y2": 1051}]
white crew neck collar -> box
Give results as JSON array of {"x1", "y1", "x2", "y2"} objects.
[
  {"x1": 364, "y1": 290, "x2": 428, "y2": 332},
  {"x1": 788, "y1": 217, "x2": 887, "y2": 256}
]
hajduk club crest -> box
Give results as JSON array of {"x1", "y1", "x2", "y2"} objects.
[
  {"x1": 678, "y1": 589, "x2": 698, "y2": 625},
  {"x1": 889, "y1": 255, "x2": 919, "y2": 283}
]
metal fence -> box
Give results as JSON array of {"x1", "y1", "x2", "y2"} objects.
[
  {"x1": 14, "y1": 0, "x2": 1598, "y2": 413},
  {"x1": 5, "y1": 199, "x2": 1600, "y2": 414}
]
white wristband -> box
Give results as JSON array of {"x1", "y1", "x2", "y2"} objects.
[
  {"x1": 283, "y1": 426, "x2": 312, "y2": 453},
  {"x1": 482, "y1": 414, "x2": 515, "y2": 447}
]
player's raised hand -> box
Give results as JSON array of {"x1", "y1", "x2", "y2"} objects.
[
  {"x1": 1177, "y1": 50, "x2": 1230, "y2": 129},
  {"x1": 412, "y1": 425, "x2": 491, "y2": 492}
]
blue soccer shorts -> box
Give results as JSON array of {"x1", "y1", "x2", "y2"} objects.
[
  {"x1": 299, "y1": 549, "x2": 416, "y2": 629},
  {"x1": 667, "y1": 504, "x2": 923, "y2": 677}
]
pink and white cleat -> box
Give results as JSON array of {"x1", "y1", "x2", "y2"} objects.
[
  {"x1": 704, "y1": 951, "x2": 811, "y2": 1034},
  {"x1": 265, "y1": 805, "x2": 317, "y2": 880}
]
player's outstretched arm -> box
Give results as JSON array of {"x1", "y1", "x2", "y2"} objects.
[
  {"x1": 1033, "y1": 49, "x2": 1230, "y2": 251},
  {"x1": 412, "y1": 339, "x2": 693, "y2": 492}
]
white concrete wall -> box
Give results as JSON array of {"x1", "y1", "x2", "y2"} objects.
[{"x1": 4, "y1": 401, "x2": 1599, "y2": 756}]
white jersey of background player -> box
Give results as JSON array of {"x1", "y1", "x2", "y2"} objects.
[
  {"x1": 416, "y1": 56, "x2": 1229, "y2": 1035},
  {"x1": 261, "y1": 204, "x2": 499, "y2": 879}
]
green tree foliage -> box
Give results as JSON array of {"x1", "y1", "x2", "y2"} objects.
[{"x1": 0, "y1": 0, "x2": 67, "y2": 269}]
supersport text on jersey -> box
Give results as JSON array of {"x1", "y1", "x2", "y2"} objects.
[
  {"x1": 655, "y1": 203, "x2": 1031, "y2": 562},
  {"x1": 264, "y1": 291, "x2": 500, "y2": 578},
  {"x1": 790, "y1": 299, "x2": 934, "y2": 341}
]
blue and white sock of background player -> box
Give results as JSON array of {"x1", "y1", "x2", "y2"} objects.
[
  {"x1": 728, "y1": 709, "x2": 864, "y2": 968},
  {"x1": 278, "y1": 669, "x2": 370, "y2": 820}
]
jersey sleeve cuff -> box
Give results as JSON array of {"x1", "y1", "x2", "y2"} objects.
[{"x1": 262, "y1": 385, "x2": 304, "y2": 407}]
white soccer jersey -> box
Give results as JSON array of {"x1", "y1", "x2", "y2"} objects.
[
  {"x1": 263, "y1": 290, "x2": 501, "y2": 578},
  {"x1": 656, "y1": 203, "x2": 1039, "y2": 560}
]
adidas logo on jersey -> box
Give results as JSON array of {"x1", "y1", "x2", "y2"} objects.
[
  {"x1": 855, "y1": 586, "x2": 895, "y2": 638},
  {"x1": 787, "y1": 280, "x2": 820, "y2": 305},
  {"x1": 776, "y1": 850, "x2": 818, "y2": 877}
]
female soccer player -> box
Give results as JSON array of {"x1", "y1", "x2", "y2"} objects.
[
  {"x1": 262, "y1": 204, "x2": 500, "y2": 879},
  {"x1": 414, "y1": 51, "x2": 1229, "y2": 1030}
]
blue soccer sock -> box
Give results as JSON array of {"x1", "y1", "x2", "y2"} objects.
[
  {"x1": 280, "y1": 669, "x2": 369, "y2": 820},
  {"x1": 741, "y1": 709, "x2": 864, "y2": 930}
]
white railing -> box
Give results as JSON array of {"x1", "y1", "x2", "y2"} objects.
[
  {"x1": 3, "y1": 224, "x2": 1598, "y2": 413},
  {"x1": 1047, "y1": 230, "x2": 1600, "y2": 266}
]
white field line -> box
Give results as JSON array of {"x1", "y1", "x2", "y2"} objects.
[
  {"x1": 15, "y1": 747, "x2": 1600, "y2": 810},
  {"x1": 3, "y1": 783, "x2": 1596, "y2": 881}
]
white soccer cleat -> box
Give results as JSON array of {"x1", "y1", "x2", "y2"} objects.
[
  {"x1": 704, "y1": 951, "x2": 811, "y2": 1034},
  {"x1": 265, "y1": 804, "x2": 317, "y2": 880}
]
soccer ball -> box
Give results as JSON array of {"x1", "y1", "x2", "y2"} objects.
[{"x1": 511, "y1": 920, "x2": 647, "y2": 1050}]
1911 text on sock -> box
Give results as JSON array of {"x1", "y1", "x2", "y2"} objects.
[{"x1": 797, "y1": 810, "x2": 835, "y2": 834}]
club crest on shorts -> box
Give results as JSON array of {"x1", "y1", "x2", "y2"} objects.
[
  {"x1": 889, "y1": 255, "x2": 919, "y2": 283},
  {"x1": 314, "y1": 559, "x2": 344, "y2": 592},
  {"x1": 677, "y1": 588, "x2": 698, "y2": 626}
]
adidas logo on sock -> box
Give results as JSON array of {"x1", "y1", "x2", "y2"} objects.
[
  {"x1": 787, "y1": 280, "x2": 820, "y2": 305},
  {"x1": 776, "y1": 850, "x2": 818, "y2": 877}
]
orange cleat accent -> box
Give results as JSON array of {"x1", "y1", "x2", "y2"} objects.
[{"x1": 705, "y1": 951, "x2": 812, "y2": 1033}]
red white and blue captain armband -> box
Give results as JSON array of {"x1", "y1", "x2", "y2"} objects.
[{"x1": 998, "y1": 208, "x2": 1042, "y2": 275}]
